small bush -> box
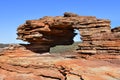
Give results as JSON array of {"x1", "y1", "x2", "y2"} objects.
[
  {"x1": 50, "y1": 42, "x2": 80, "y2": 53},
  {"x1": 0, "y1": 44, "x2": 9, "y2": 48}
]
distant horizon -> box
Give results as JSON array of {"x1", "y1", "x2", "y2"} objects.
[
  {"x1": 0, "y1": 0, "x2": 120, "y2": 43},
  {"x1": 0, "y1": 40, "x2": 81, "y2": 44}
]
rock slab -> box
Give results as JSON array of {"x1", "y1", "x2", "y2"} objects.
[{"x1": 0, "y1": 51, "x2": 120, "y2": 80}]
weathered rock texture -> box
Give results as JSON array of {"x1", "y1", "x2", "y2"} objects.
[
  {"x1": 0, "y1": 50, "x2": 120, "y2": 80},
  {"x1": 17, "y1": 12, "x2": 120, "y2": 54},
  {"x1": 77, "y1": 26, "x2": 120, "y2": 54}
]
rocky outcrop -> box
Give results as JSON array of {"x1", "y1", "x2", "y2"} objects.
[
  {"x1": 78, "y1": 29, "x2": 120, "y2": 54},
  {"x1": 78, "y1": 26, "x2": 120, "y2": 54},
  {"x1": 0, "y1": 12, "x2": 120, "y2": 80},
  {"x1": 17, "y1": 12, "x2": 120, "y2": 54},
  {"x1": 112, "y1": 26, "x2": 120, "y2": 32}
]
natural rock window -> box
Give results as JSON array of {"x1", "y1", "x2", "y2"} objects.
[
  {"x1": 17, "y1": 12, "x2": 120, "y2": 54},
  {"x1": 73, "y1": 29, "x2": 81, "y2": 42}
]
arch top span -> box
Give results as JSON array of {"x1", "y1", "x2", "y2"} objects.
[{"x1": 17, "y1": 12, "x2": 120, "y2": 54}]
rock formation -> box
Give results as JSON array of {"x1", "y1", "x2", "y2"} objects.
[
  {"x1": 0, "y1": 12, "x2": 120, "y2": 80},
  {"x1": 17, "y1": 12, "x2": 120, "y2": 54}
]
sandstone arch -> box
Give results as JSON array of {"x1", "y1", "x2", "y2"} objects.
[{"x1": 17, "y1": 12, "x2": 120, "y2": 54}]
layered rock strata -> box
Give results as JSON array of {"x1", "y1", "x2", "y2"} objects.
[
  {"x1": 78, "y1": 26, "x2": 120, "y2": 54},
  {"x1": 17, "y1": 12, "x2": 120, "y2": 54},
  {"x1": 0, "y1": 51, "x2": 120, "y2": 80}
]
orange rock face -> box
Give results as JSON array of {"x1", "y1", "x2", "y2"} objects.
[{"x1": 17, "y1": 12, "x2": 120, "y2": 54}]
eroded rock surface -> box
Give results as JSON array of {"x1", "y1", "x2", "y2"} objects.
[
  {"x1": 0, "y1": 12, "x2": 120, "y2": 80},
  {"x1": 0, "y1": 51, "x2": 120, "y2": 80},
  {"x1": 17, "y1": 12, "x2": 120, "y2": 54}
]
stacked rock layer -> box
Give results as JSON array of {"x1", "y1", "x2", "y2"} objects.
[{"x1": 17, "y1": 12, "x2": 120, "y2": 54}]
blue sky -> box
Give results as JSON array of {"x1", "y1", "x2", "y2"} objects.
[{"x1": 0, "y1": 0, "x2": 120, "y2": 43}]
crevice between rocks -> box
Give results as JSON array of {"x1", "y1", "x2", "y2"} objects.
[
  {"x1": 0, "y1": 66, "x2": 15, "y2": 73},
  {"x1": 57, "y1": 66, "x2": 67, "y2": 80},
  {"x1": 0, "y1": 62, "x2": 32, "y2": 74},
  {"x1": 56, "y1": 65, "x2": 84, "y2": 80},
  {"x1": 69, "y1": 72, "x2": 84, "y2": 80}
]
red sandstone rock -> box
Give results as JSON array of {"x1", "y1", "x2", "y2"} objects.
[
  {"x1": 16, "y1": 12, "x2": 120, "y2": 54},
  {"x1": 112, "y1": 26, "x2": 120, "y2": 32},
  {"x1": 0, "y1": 50, "x2": 120, "y2": 80},
  {"x1": 0, "y1": 12, "x2": 120, "y2": 80}
]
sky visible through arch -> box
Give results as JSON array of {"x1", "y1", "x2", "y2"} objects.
[{"x1": 0, "y1": 0, "x2": 120, "y2": 43}]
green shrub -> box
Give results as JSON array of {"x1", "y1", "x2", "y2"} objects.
[{"x1": 50, "y1": 42, "x2": 80, "y2": 53}]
